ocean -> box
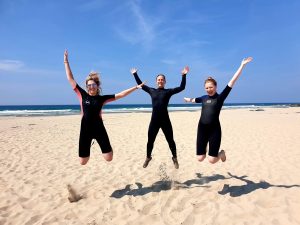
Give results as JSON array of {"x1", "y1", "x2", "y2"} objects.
[{"x1": 0, "y1": 103, "x2": 299, "y2": 117}]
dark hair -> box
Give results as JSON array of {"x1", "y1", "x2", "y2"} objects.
[
  {"x1": 156, "y1": 74, "x2": 166, "y2": 82},
  {"x1": 204, "y1": 76, "x2": 217, "y2": 86}
]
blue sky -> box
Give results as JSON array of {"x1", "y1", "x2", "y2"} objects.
[{"x1": 0, "y1": 0, "x2": 299, "y2": 105}]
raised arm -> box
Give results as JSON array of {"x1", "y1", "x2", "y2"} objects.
[
  {"x1": 115, "y1": 82, "x2": 145, "y2": 100},
  {"x1": 170, "y1": 66, "x2": 189, "y2": 94},
  {"x1": 228, "y1": 57, "x2": 253, "y2": 88},
  {"x1": 130, "y1": 68, "x2": 151, "y2": 93},
  {"x1": 64, "y1": 50, "x2": 77, "y2": 89},
  {"x1": 130, "y1": 68, "x2": 142, "y2": 85}
]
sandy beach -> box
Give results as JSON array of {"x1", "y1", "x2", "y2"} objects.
[{"x1": 1, "y1": 107, "x2": 300, "y2": 225}]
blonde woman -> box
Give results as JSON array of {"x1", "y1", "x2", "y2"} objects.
[
  {"x1": 184, "y1": 57, "x2": 252, "y2": 164},
  {"x1": 64, "y1": 50, "x2": 144, "y2": 165}
]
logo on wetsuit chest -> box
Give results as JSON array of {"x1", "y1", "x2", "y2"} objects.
[
  {"x1": 85, "y1": 100, "x2": 90, "y2": 105},
  {"x1": 206, "y1": 99, "x2": 212, "y2": 103}
]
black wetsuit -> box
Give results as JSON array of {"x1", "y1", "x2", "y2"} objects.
[
  {"x1": 195, "y1": 85, "x2": 231, "y2": 157},
  {"x1": 133, "y1": 72, "x2": 186, "y2": 158},
  {"x1": 74, "y1": 84, "x2": 115, "y2": 157}
]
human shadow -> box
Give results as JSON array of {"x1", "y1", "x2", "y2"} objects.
[
  {"x1": 181, "y1": 173, "x2": 229, "y2": 188},
  {"x1": 218, "y1": 172, "x2": 300, "y2": 197},
  {"x1": 110, "y1": 173, "x2": 228, "y2": 199}
]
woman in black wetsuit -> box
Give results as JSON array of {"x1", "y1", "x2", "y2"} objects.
[
  {"x1": 130, "y1": 66, "x2": 189, "y2": 169},
  {"x1": 64, "y1": 50, "x2": 144, "y2": 165},
  {"x1": 184, "y1": 57, "x2": 252, "y2": 164}
]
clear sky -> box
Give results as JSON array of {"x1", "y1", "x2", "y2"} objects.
[{"x1": 0, "y1": 0, "x2": 299, "y2": 105}]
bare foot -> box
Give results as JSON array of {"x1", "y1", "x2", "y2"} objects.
[{"x1": 219, "y1": 150, "x2": 226, "y2": 162}]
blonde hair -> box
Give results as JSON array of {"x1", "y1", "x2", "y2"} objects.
[
  {"x1": 204, "y1": 76, "x2": 217, "y2": 86},
  {"x1": 85, "y1": 71, "x2": 102, "y2": 95}
]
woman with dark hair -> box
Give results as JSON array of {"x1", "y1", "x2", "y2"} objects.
[
  {"x1": 184, "y1": 57, "x2": 253, "y2": 164},
  {"x1": 130, "y1": 66, "x2": 189, "y2": 169},
  {"x1": 64, "y1": 50, "x2": 144, "y2": 165}
]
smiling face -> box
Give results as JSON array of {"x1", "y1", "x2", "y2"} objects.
[
  {"x1": 156, "y1": 75, "x2": 166, "y2": 88},
  {"x1": 205, "y1": 81, "x2": 217, "y2": 96},
  {"x1": 86, "y1": 80, "x2": 98, "y2": 96},
  {"x1": 85, "y1": 72, "x2": 101, "y2": 96}
]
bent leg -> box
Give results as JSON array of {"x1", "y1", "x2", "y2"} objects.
[
  {"x1": 197, "y1": 154, "x2": 206, "y2": 162},
  {"x1": 79, "y1": 157, "x2": 90, "y2": 165},
  {"x1": 196, "y1": 122, "x2": 209, "y2": 161},
  {"x1": 102, "y1": 151, "x2": 113, "y2": 161},
  {"x1": 207, "y1": 155, "x2": 219, "y2": 164},
  {"x1": 208, "y1": 123, "x2": 224, "y2": 164},
  {"x1": 208, "y1": 150, "x2": 226, "y2": 163},
  {"x1": 95, "y1": 123, "x2": 113, "y2": 162},
  {"x1": 78, "y1": 126, "x2": 92, "y2": 165}
]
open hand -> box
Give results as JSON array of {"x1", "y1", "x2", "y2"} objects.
[
  {"x1": 241, "y1": 57, "x2": 253, "y2": 65},
  {"x1": 130, "y1": 68, "x2": 138, "y2": 75},
  {"x1": 184, "y1": 97, "x2": 191, "y2": 102},
  {"x1": 64, "y1": 50, "x2": 68, "y2": 62},
  {"x1": 181, "y1": 66, "x2": 190, "y2": 75}
]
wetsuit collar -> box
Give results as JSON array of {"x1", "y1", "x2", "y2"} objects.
[{"x1": 209, "y1": 93, "x2": 218, "y2": 99}]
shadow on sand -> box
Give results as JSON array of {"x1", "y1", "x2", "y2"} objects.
[
  {"x1": 110, "y1": 173, "x2": 227, "y2": 198},
  {"x1": 111, "y1": 172, "x2": 300, "y2": 199},
  {"x1": 218, "y1": 172, "x2": 300, "y2": 197}
]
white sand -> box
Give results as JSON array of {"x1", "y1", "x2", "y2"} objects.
[{"x1": 1, "y1": 107, "x2": 300, "y2": 225}]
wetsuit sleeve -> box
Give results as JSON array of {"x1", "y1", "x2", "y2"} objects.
[
  {"x1": 195, "y1": 96, "x2": 203, "y2": 103},
  {"x1": 169, "y1": 74, "x2": 186, "y2": 95},
  {"x1": 219, "y1": 85, "x2": 232, "y2": 102},
  {"x1": 102, "y1": 95, "x2": 116, "y2": 104},
  {"x1": 74, "y1": 83, "x2": 87, "y2": 101},
  {"x1": 133, "y1": 72, "x2": 151, "y2": 93},
  {"x1": 74, "y1": 83, "x2": 85, "y2": 93}
]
